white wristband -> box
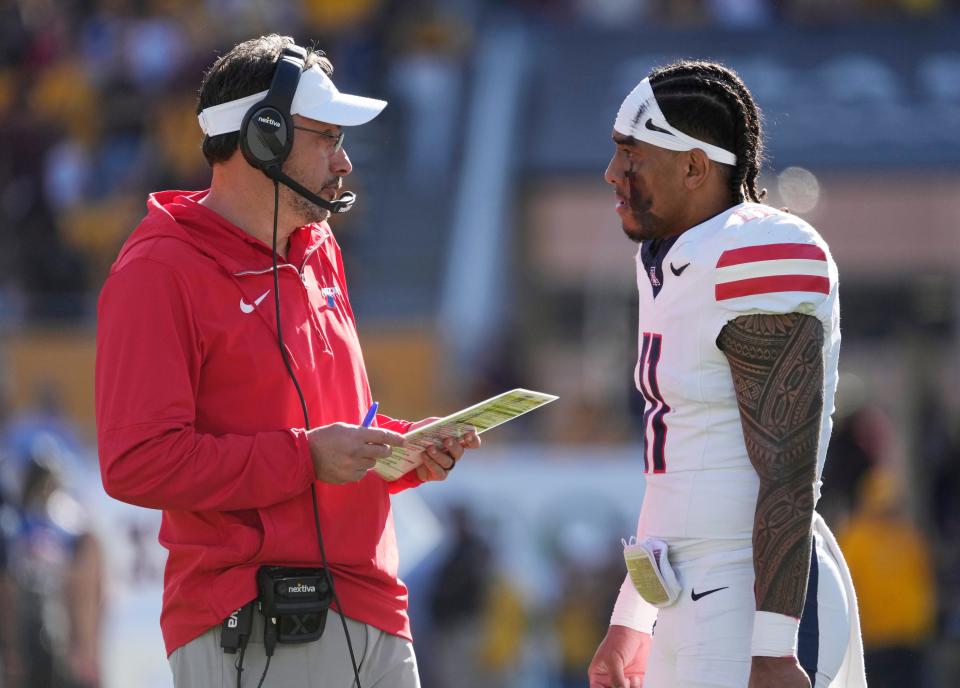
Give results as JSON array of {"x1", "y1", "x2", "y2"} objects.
[
  {"x1": 610, "y1": 574, "x2": 658, "y2": 634},
  {"x1": 750, "y1": 611, "x2": 800, "y2": 657}
]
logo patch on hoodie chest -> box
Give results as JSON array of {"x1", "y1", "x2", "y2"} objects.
[{"x1": 319, "y1": 286, "x2": 341, "y2": 309}]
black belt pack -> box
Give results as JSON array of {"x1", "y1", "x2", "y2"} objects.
[{"x1": 221, "y1": 566, "x2": 333, "y2": 655}]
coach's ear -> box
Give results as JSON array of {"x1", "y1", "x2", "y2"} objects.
[{"x1": 681, "y1": 148, "x2": 711, "y2": 191}]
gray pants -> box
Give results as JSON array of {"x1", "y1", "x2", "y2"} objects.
[{"x1": 169, "y1": 610, "x2": 420, "y2": 688}]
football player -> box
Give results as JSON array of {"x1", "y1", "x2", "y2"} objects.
[{"x1": 587, "y1": 61, "x2": 867, "y2": 688}]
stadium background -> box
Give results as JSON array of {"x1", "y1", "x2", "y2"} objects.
[{"x1": 0, "y1": 0, "x2": 958, "y2": 686}]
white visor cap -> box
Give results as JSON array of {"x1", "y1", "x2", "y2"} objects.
[
  {"x1": 198, "y1": 65, "x2": 388, "y2": 137},
  {"x1": 614, "y1": 77, "x2": 737, "y2": 166}
]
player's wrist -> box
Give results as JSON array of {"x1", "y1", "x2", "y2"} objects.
[
  {"x1": 603, "y1": 624, "x2": 651, "y2": 658},
  {"x1": 750, "y1": 611, "x2": 800, "y2": 658},
  {"x1": 608, "y1": 623, "x2": 648, "y2": 638}
]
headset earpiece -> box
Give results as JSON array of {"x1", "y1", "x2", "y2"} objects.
[
  {"x1": 237, "y1": 44, "x2": 355, "y2": 214},
  {"x1": 239, "y1": 46, "x2": 306, "y2": 176},
  {"x1": 241, "y1": 106, "x2": 289, "y2": 170}
]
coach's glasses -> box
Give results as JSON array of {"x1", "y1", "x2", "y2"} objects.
[{"x1": 293, "y1": 125, "x2": 344, "y2": 153}]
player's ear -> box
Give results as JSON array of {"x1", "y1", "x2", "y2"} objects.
[{"x1": 682, "y1": 148, "x2": 711, "y2": 191}]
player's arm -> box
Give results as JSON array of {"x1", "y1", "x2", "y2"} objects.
[
  {"x1": 718, "y1": 312, "x2": 823, "y2": 687},
  {"x1": 589, "y1": 575, "x2": 656, "y2": 687}
]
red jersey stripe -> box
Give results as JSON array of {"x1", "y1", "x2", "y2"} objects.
[
  {"x1": 717, "y1": 243, "x2": 826, "y2": 267},
  {"x1": 716, "y1": 274, "x2": 830, "y2": 301}
]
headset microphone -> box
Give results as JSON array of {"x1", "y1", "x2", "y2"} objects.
[
  {"x1": 266, "y1": 168, "x2": 356, "y2": 214},
  {"x1": 239, "y1": 45, "x2": 356, "y2": 215}
]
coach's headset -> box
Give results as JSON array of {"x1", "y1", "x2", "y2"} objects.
[
  {"x1": 234, "y1": 44, "x2": 365, "y2": 688},
  {"x1": 238, "y1": 44, "x2": 356, "y2": 214}
]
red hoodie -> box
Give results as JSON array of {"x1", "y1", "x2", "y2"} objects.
[{"x1": 95, "y1": 190, "x2": 423, "y2": 655}]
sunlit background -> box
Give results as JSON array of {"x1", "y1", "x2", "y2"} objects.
[{"x1": 0, "y1": 0, "x2": 958, "y2": 687}]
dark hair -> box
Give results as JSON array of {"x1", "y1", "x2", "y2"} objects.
[
  {"x1": 648, "y1": 60, "x2": 765, "y2": 204},
  {"x1": 197, "y1": 34, "x2": 334, "y2": 166}
]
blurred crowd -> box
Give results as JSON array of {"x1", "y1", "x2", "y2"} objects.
[
  {"x1": 1, "y1": 0, "x2": 957, "y2": 324},
  {"x1": 0, "y1": 0, "x2": 480, "y2": 323},
  {"x1": 522, "y1": 0, "x2": 954, "y2": 27},
  {"x1": 819, "y1": 392, "x2": 960, "y2": 687},
  {"x1": 0, "y1": 387, "x2": 104, "y2": 688}
]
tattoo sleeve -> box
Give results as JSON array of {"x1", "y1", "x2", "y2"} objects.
[{"x1": 717, "y1": 313, "x2": 824, "y2": 618}]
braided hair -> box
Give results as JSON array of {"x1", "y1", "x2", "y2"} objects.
[{"x1": 648, "y1": 61, "x2": 765, "y2": 204}]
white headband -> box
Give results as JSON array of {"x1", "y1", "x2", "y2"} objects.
[
  {"x1": 614, "y1": 77, "x2": 737, "y2": 166},
  {"x1": 197, "y1": 65, "x2": 387, "y2": 136}
]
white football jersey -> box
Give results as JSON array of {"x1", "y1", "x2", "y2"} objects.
[
  {"x1": 632, "y1": 202, "x2": 840, "y2": 541},
  {"x1": 611, "y1": 202, "x2": 841, "y2": 633}
]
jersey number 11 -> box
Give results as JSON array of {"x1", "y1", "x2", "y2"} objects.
[{"x1": 638, "y1": 332, "x2": 668, "y2": 474}]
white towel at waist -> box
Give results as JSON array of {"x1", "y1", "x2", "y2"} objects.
[{"x1": 814, "y1": 512, "x2": 867, "y2": 688}]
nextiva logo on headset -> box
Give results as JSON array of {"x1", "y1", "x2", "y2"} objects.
[
  {"x1": 256, "y1": 113, "x2": 283, "y2": 130},
  {"x1": 239, "y1": 46, "x2": 301, "y2": 176},
  {"x1": 197, "y1": 43, "x2": 387, "y2": 214}
]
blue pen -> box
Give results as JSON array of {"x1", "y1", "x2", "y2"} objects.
[{"x1": 361, "y1": 401, "x2": 379, "y2": 428}]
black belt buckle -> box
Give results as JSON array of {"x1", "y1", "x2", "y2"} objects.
[{"x1": 257, "y1": 566, "x2": 332, "y2": 645}]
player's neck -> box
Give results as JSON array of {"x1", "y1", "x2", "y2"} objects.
[{"x1": 674, "y1": 189, "x2": 736, "y2": 237}]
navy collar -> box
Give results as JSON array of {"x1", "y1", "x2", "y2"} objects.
[{"x1": 639, "y1": 235, "x2": 680, "y2": 298}]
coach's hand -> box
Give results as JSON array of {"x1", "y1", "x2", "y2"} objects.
[
  {"x1": 408, "y1": 418, "x2": 481, "y2": 482},
  {"x1": 588, "y1": 625, "x2": 651, "y2": 688},
  {"x1": 749, "y1": 656, "x2": 811, "y2": 688},
  {"x1": 307, "y1": 423, "x2": 406, "y2": 485}
]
